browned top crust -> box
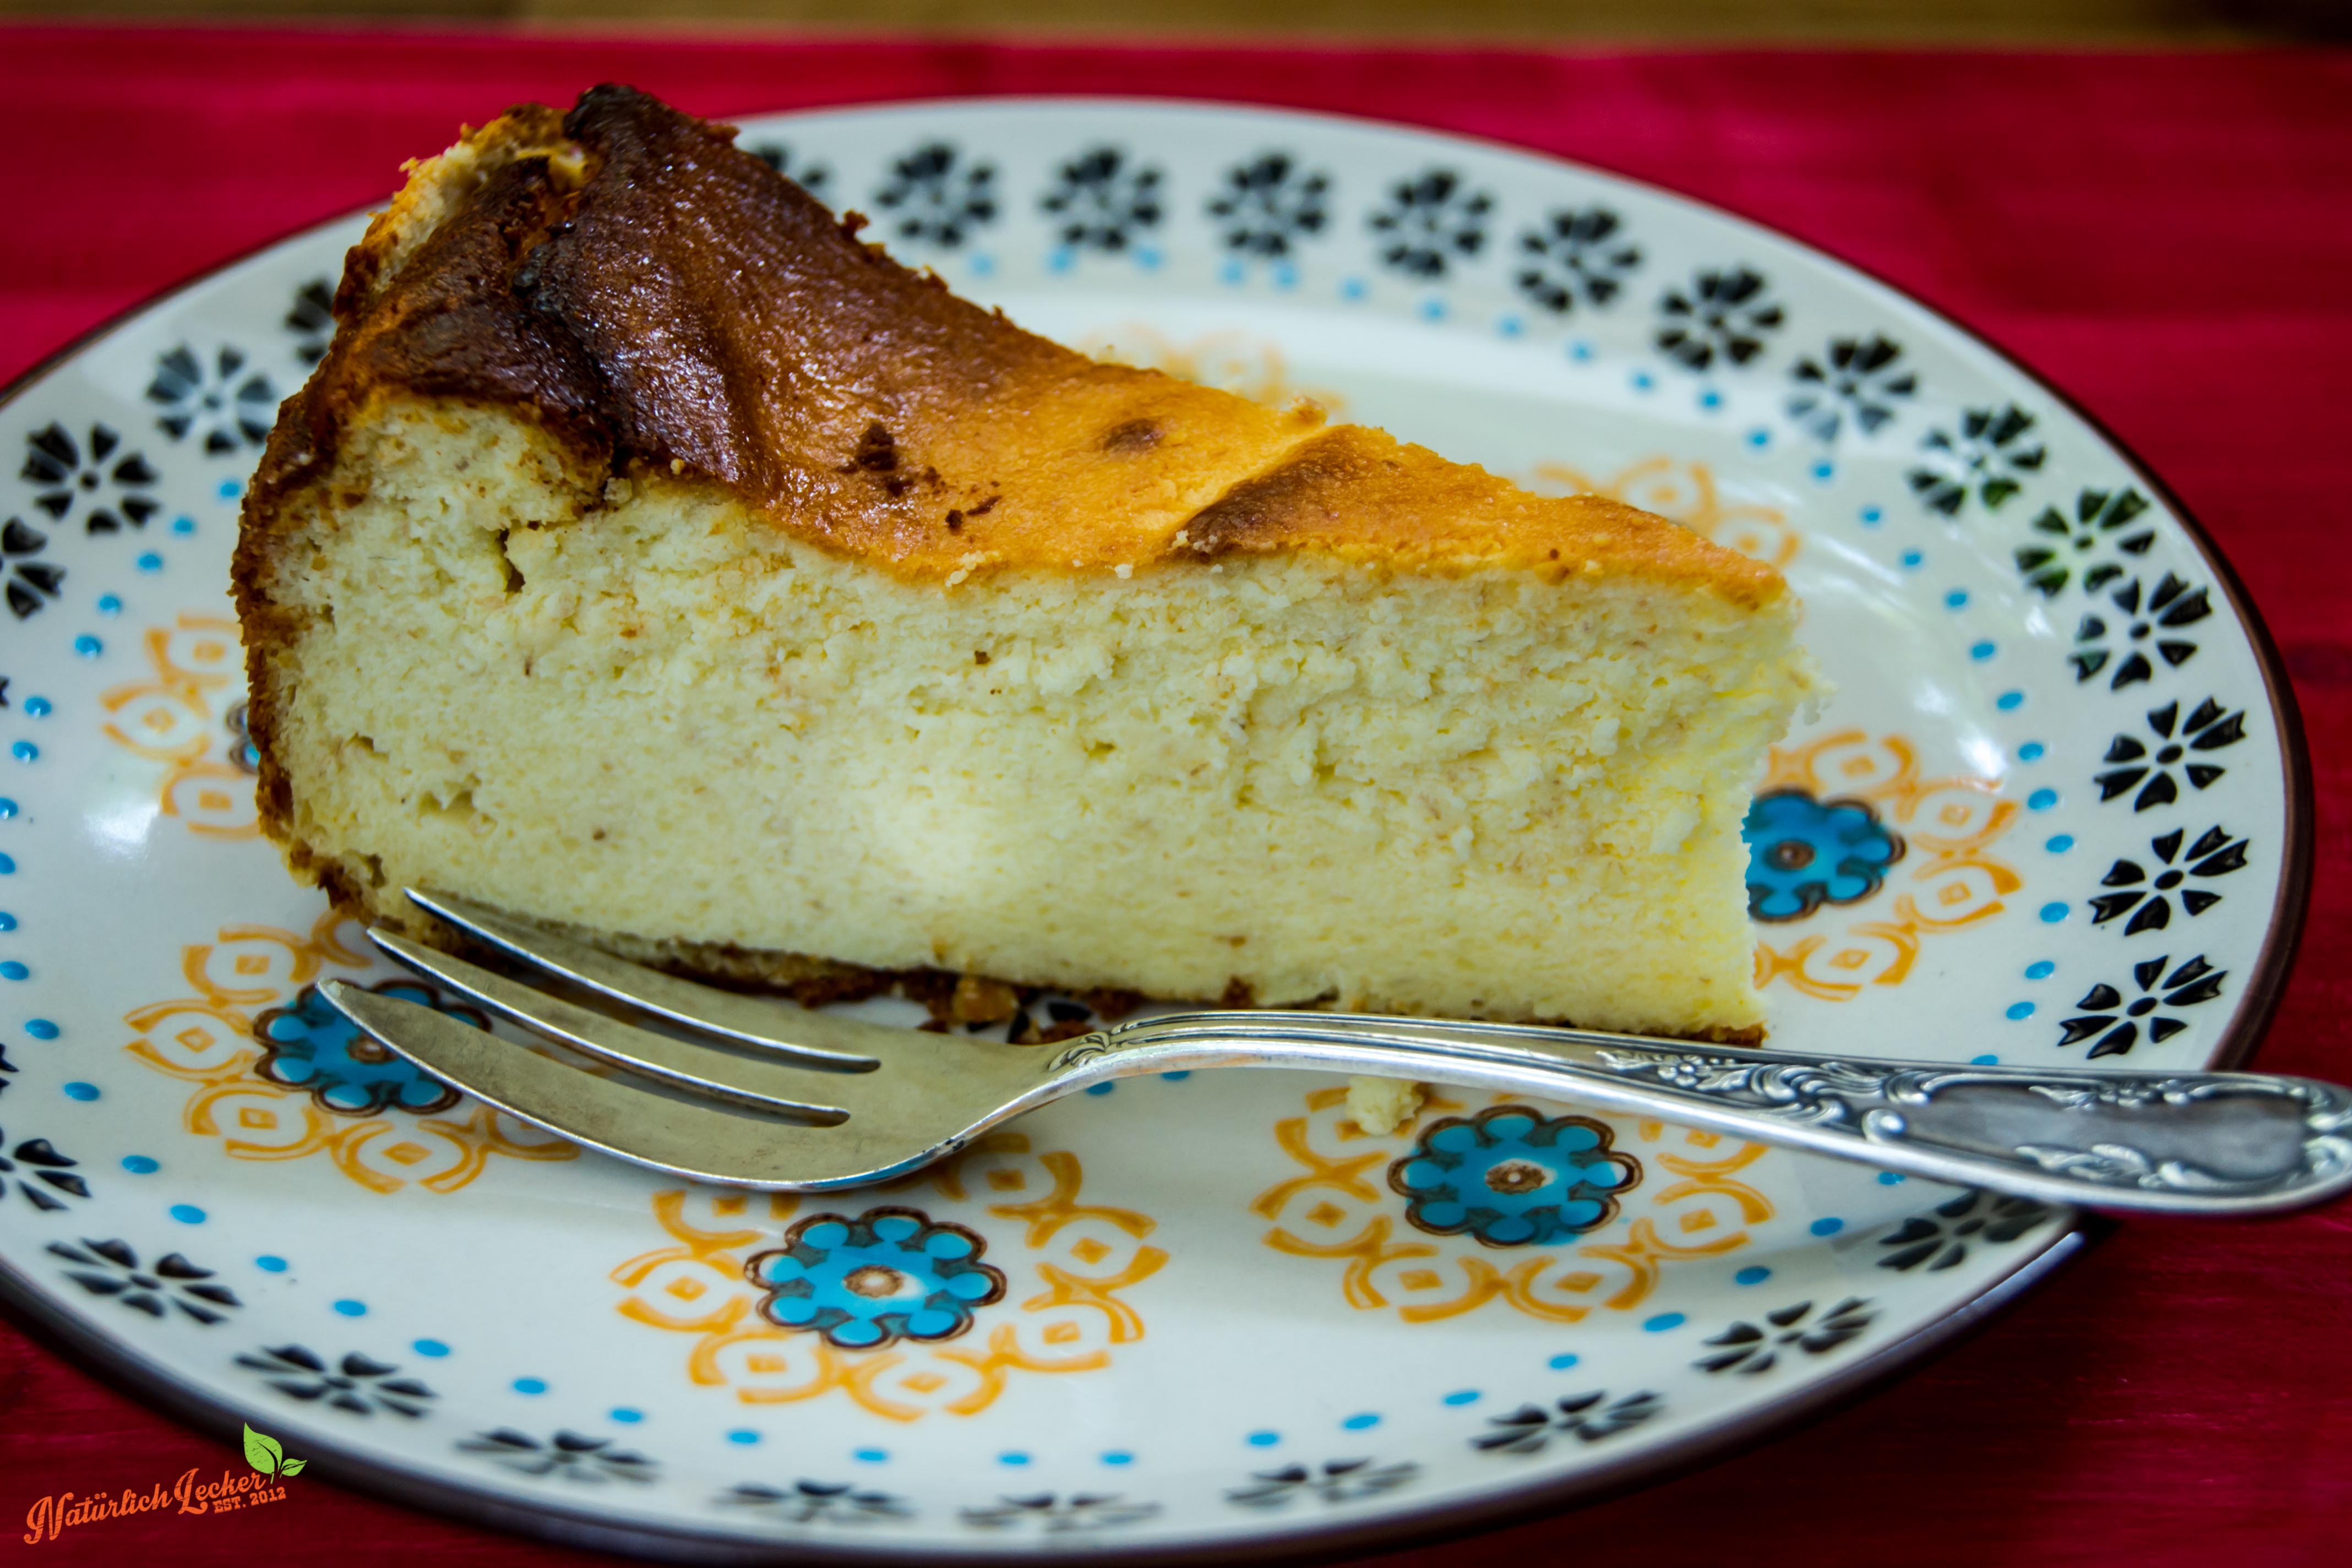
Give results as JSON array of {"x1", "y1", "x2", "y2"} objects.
[{"x1": 245, "y1": 84, "x2": 1782, "y2": 603}]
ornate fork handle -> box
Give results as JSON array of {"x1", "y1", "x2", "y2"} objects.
[{"x1": 1049, "y1": 1013, "x2": 2352, "y2": 1216}]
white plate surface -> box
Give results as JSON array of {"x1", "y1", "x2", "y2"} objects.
[{"x1": 0, "y1": 99, "x2": 2305, "y2": 1560}]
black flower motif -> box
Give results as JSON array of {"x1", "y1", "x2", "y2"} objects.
[
  {"x1": 2070, "y1": 573, "x2": 2213, "y2": 689},
  {"x1": 1205, "y1": 153, "x2": 1329, "y2": 259},
  {"x1": 148, "y1": 345, "x2": 276, "y2": 455},
  {"x1": 1039, "y1": 147, "x2": 1164, "y2": 254},
  {"x1": 2089, "y1": 826, "x2": 2248, "y2": 934},
  {"x1": 458, "y1": 1429, "x2": 655, "y2": 1483},
  {"x1": 1367, "y1": 168, "x2": 1492, "y2": 280},
  {"x1": 744, "y1": 141, "x2": 831, "y2": 199},
  {"x1": 1, "y1": 515, "x2": 63, "y2": 619},
  {"x1": 48, "y1": 1238, "x2": 240, "y2": 1324},
  {"x1": 2013, "y1": 487, "x2": 2154, "y2": 597},
  {"x1": 962, "y1": 1493, "x2": 1159, "y2": 1532},
  {"x1": 2058, "y1": 954, "x2": 2227, "y2": 1058},
  {"x1": 1472, "y1": 1390, "x2": 1661, "y2": 1455},
  {"x1": 1513, "y1": 206, "x2": 1641, "y2": 314},
  {"x1": 2095, "y1": 699, "x2": 2246, "y2": 812},
  {"x1": 1786, "y1": 334, "x2": 1915, "y2": 440},
  {"x1": 0, "y1": 1042, "x2": 15, "y2": 1090},
  {"x1": 236, "y1": 1344, "x2": 436, "y2": 1416},
  {"x1": 1908, "y1": 404, "x2": 2045, "y2": 515},
  {"x1": 0, "y1": 1129, "x2": 88, "y2": 1212},
  {"x1": 1655, "y1": 266, "x2": 1783, "y2": 372},
  {"x1": 1226, "y1": 1458, "x2": 1419, "y2": 1509},
  {"x1": 721, "y1": 1479, "x2": 910, "y2": 1524},
  {"x1": 872, "y1": 143, "x2": 999, "y2": 249},
  {"x1": 1878, "y1": 1191, "x2": 2054, "y2": 1271},
  {"x1": 1696, "y1": 1297, "x2": 1876, "y2": 1374},
  {"x1": 285, "y1": 278, "x2": 336, "y2": 365},
  {"x1": 21, "y1": 423, "x2": 157, "y2": 535}
]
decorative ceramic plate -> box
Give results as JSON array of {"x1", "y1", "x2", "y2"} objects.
[{"x1": 0, "y1": 100, "x2": 2307, "y2": 1562}]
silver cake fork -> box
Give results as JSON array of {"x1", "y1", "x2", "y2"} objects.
[{"x1": 319, "y1": 889, "x2": 2352, "y2": 1215}]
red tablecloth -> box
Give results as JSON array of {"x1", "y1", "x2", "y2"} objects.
[{"x1": 2, "y1": 26, "x2": 2349, "y2": 1566}]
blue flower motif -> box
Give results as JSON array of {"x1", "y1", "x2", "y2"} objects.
[
  {"x1": 1743, "y1": 790, "x2": 1904, "y2": 922},
  {"x1": 1388, "y1": 1107, "x2": 1639, "y2": 1248},
  {"x1": 748, "y1": 1208, "x2": 1005, "y2": 1350},
  {"x1": 252, "y1": 982, "x2": 473, "y2": 1116}
]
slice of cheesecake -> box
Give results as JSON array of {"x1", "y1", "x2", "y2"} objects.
[{"x1": 234, "y1": 85, "x2": 1815, "y2": 1041}]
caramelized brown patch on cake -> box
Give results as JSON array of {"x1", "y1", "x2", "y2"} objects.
[
  {"x1": 1098, "y1": 418, "x2": 1163, "y2": 454},
  {"x1": 241, "y1": 83, "x2": 1780, "y2": 598},
  {"x1": 851, "y1": 424, "x2": 899, "y2": 473}
]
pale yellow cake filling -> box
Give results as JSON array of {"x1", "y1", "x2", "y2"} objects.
[{"x1": 254, "y1": 398, "x2": 1814, "y2": 1035}]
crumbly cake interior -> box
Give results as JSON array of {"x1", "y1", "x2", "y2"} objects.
[{"x1": 254, "y1": 398, "x2": 1810, "y2": 1035}]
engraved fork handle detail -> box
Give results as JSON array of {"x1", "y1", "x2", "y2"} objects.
[{"x1": 1046, "y1": 1012, "x2": 2352, "y2": 1216}]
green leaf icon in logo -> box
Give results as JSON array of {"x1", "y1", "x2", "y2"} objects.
[{"x1": 243, "y1": 1423, "x2": 284, "y2": 1476}]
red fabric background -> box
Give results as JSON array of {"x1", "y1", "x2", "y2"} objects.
[{"x1": 2, "y1": 26, "x2": 2349, "y2": 1566}]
